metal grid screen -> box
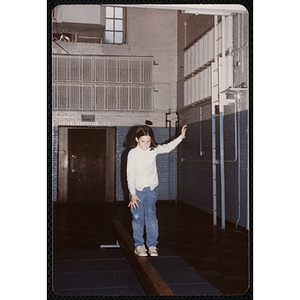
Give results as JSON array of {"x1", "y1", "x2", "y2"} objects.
[
  {"x1": 52, "y1": 55, "x2": 153, "y2": 111},
  {"x1": 183, "y1": 16, "x2": 233, "y2": 107}
]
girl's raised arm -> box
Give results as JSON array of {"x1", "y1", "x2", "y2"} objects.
[{"x1": 156, "y1": 125, "x2": 187, "y2": 154}]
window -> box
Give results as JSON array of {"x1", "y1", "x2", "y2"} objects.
[
  {"x1": 183, "y1": 16, "x2": 233, "y2": 107},
  {"x1": 52, "y1": 55, "x2": 153, "y2": 111},
  {"x1": 105, "y1": 6, "x2": 125, "y2": 44}
]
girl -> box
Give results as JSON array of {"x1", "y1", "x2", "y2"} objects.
[{"x1": 127, "y1": 124, "x2": 187, "y2": 256}]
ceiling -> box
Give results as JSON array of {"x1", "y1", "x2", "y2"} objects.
[{"x1": 113, "y1": 4, "x2": 248, "y2": 16}]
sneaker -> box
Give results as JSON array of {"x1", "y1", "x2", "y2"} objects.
[
  {"x1": 134, "y1": 245, "x2": 148, "y2": 257},
  {"x1": 148, "y1": 246, "x2": 158, "y2": 257}
]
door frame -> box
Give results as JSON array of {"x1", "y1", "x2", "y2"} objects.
[{"x1": 57, "y1": 126, "x2": 116, "y2": 203}]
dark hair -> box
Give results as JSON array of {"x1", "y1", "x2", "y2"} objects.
[{"x1": 131, "y1": 125, "x2": 158, "y2": 150}]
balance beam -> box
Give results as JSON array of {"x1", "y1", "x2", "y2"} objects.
[{"x1": 111, "y1": 219, "x2": 174, "y2": 295}]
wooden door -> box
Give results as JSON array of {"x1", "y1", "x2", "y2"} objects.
[
  {"x1": 57, "y1": 127, "x2": 115, "y2": 203},
  {"x1": 68, "y1": 128, "x2": 106, "y2": 203}
]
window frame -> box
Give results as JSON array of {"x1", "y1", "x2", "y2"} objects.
[{"x1": 104, "y1": 6, "x2": 126, "y2": 45}]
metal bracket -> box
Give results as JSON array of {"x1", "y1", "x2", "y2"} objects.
[{"x1": 99, "y1": 240, "x2": 120, "y2": 249}]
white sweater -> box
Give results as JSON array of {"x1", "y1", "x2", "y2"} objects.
[{"x1": 127, "y1": 135, "x2": 183, "y2": 195}]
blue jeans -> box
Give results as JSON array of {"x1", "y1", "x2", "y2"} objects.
[{"x1": 130, "y1": 186, "x2": 158, "y2": 248}]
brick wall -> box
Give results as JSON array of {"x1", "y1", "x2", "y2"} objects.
[
  {"x1": 52, "y1": 7, "x2": 178, "y2": 128},
  {"x1": 154, "y1": 127, "x2": 178, "y2": 201},
  {"x1": 52, "y1": 126, "x2": 58, "y2": 202},
  {"x1": 178, "y1": 110, "x2": 248, "y2": 228},
  {"x1": 185, "y1": 14, "x2": 214, "y2": 47},
  {"x1": 178, "y1": 120, "x2": 213, "y2": 214}
]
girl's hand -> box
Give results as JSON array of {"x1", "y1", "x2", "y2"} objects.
[
  {"x1": 128, "y1": 194, "x2": 141, "y2": 210},
  {"x1": 181, "y1": 125, "x2": 188, "y2": 139}
]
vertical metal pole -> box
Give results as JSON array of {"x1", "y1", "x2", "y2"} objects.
[
  {"x1": 168, "y1": 121, "x2": 171, "y2": 204},
  {"x1": 235, "y1": 93, "x2": 241, "y2": 228},
  {"x1": 199, "y1": 106, "x2": 203, "y2": 156},
  {"x1": 212, "y1": 15, "x2": 218, "y2": 226},
  {"x1": 166, "y1": 110, "x2": 171, "y2": 204},
  {"x1": 219, "y1": 15, "x2": 226, "y2": 229},
  {"x1": 212, "y1": 100, "x2": 217, "y2": 227}
]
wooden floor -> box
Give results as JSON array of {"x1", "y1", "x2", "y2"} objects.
[{"x1": 51, "y1": 201, "x2": 250, "y2": 296}]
